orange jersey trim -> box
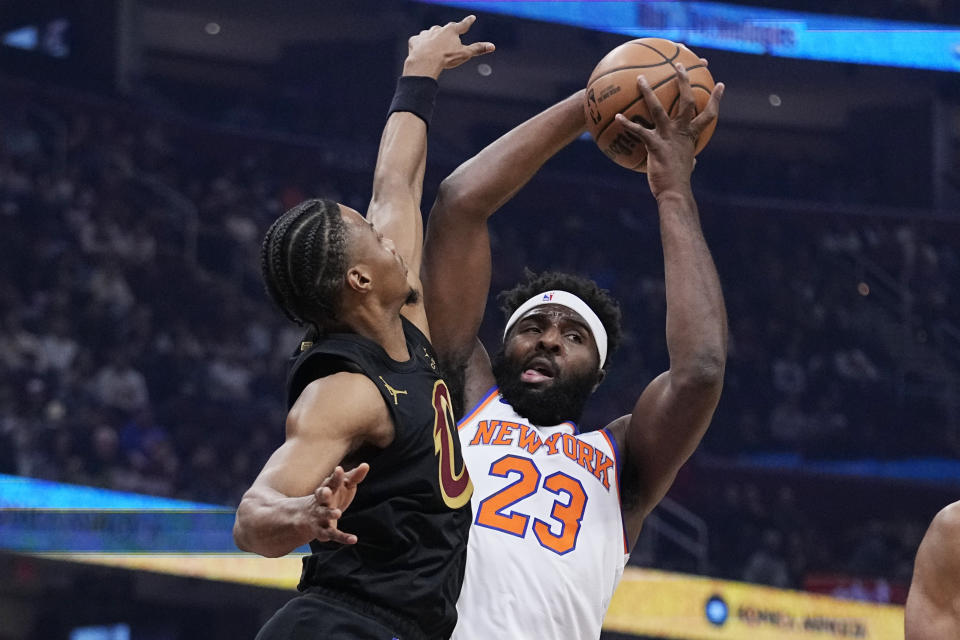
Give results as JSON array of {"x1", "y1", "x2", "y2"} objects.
[{"x1": 457, "y1": 386, "x2": 499, "y2": 430}]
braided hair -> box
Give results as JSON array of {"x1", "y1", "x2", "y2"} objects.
[{"x1": 260, "y1": 198, "x2": 349, "y2": 330}]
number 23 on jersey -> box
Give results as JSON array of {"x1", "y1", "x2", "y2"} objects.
[{"x1": 474, "y1": 454, "x2": 588, "y2": 555}]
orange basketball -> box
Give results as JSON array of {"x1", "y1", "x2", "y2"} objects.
[{"x1": 584, "y1": 38, "x2": 716, "y2": 172}]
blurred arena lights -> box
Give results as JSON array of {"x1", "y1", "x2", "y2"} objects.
[{"x1": 420, "y1": 0, "x2": 960, "y2": 72}]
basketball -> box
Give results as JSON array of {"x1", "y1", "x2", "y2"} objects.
[{"x1": 584, "y1": 38, "x2": 716, "y2": 172}]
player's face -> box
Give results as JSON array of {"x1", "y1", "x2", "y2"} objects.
[
  {"x1": 492, "y1": 304, "x2": 603, "y2": 426},
  {"x1": 339, "y1": 205, "x2": 416, "y2": 305}
]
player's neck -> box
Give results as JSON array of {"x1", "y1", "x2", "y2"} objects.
[{"x1": 342, "y1": 305, "x2": 410, "y2": 362}]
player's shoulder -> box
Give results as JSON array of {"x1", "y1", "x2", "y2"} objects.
[
  {"x1": 288, "y1": 372, "x2": 387, "y2": 438},
  {"x1": 930, "y1": 501, "x2": 960, "y2": 538},
  {"x1": 917, "y1": 501, "x2": 960, "y2": 581},
  {"x1": 456, "y1": 385, "x2": 498, "y2": 422},
  {"x1": 598, "y1": 414, "x2": 631, "y2": 449}
]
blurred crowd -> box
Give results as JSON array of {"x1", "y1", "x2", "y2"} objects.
[
  {"x1": 636, "y1": 467, "x2": 944, "y2": 602},
  {"x1": 1, "y1": 78, "x2": 958, "y2": 598}
]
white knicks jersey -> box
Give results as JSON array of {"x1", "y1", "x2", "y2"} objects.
[{"x1": 453, "y1": 387, "x2": 630, "y2": 640}]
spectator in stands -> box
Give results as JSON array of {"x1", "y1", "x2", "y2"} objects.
[
  {"x1": 743, "y1": 529, "x2": 792, "y2": 588},
  {"x1": 89, "y1": 349, "x2": 150, "y2": 415}
]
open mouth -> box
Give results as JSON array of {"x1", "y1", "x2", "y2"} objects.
[{"x1": 520, "y1": 357, "x2": 556, "y2": 384}]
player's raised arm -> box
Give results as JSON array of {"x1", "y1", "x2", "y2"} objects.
[
  {"x1": 608, "y1": 65, "x2": 727, "y2": 542},
  {"x1": 421, "y1": 91, "x2": 586, "y2": 378},
  {"x1": 366, "y1": 17, "x2": 492, "y2": 331},
  {"x1": 233, "y1": 373, "x2": 381, "y2": 558}
]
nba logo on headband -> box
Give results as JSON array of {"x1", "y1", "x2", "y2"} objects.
[{"x1": 503, "y1": 290, "x2": 608, "y2": 369}]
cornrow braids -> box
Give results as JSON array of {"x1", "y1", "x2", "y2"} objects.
[
  {"x1": 261, "y1": 202, "x2": 310, "y2": 324},
  {"x1": 497, "y1": 269, "x2": 624, "y2": 371},
  {"x1": 260, "y1": 198, "x2": 349, "y2": 329}
]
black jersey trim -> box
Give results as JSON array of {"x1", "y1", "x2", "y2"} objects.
[
  {"x1": 399, "y1": 316, "x2": 432, "y2": 353},
  {"x1": 320, "y1": 331, "x2": 418, "y2": 373},
  {"x1": 287, "y1": 317, "x2": 434, "y2": 407},
  {"x1": 319, "y1": 317, "x2": 429, "y2": 373}
]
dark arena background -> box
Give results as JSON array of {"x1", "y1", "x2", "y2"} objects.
[{"x1": 1, "y1": 0, "x2": 959, "y2": 638}]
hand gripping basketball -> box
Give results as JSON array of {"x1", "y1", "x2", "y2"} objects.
[
  {"x1": 615, "y1": 63, "x2": 724, "y2": 200},
  {"x1": 404, "y1": 15, "x2": 495, "y2": 79},
  {"x1": 306, "y1": 463, "x2": 370, "y2": 545},
  {"x1": 585, "y1": 39, "x2": 717, "y2": 172}
]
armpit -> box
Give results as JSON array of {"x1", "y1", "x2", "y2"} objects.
[{"x1": 439, "y1": 358, "x2": 467, "y2": 421}]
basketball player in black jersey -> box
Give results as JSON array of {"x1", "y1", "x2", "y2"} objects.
[{"x1": 232, "y1": 17, "x2": 493, "y2": 640}]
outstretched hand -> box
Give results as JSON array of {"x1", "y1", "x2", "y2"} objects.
[
  {"x1": 304, "y1": 463, "x2": 370, "y2": 545},
  {"x1": 404, "y1": 15, "x2": 495, "y2": 79},
  {"x1": 615, "y1": 62, "x2": 724, "y2": 201}
]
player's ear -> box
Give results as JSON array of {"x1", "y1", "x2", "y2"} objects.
[{"x1": 346, "y1": 264, "x2": 373, "y2": 293}]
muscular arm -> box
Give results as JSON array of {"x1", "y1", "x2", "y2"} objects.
[
  {"x1": 611, "y1": 68, "x2": 726, "y2": 544},
  {"x1": 421, "y1": 91, "x2": 586, "y2": 383},
  {"x1": 367, "y1": 17, "x2": 493, "y2": 335},
  {"x1": 906, "y1": 502, "x2": 960, "y2": 640},
  {"x1": 616, "y1": 187, "x2": 726, "y2": 539},
  {"x1": 233, "y1": 373, "x2": 389, "y2": 558},
  {"x1": 366, "y1": 105, "x2": 428, "y2": 277}
]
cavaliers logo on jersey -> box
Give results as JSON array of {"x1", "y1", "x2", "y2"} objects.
[{"x1": 431, "y1": 380, "x2": 473, "y2": 508}]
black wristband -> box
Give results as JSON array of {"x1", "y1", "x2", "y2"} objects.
[{"x1": 388, "y1": 75, "x2": 439, "y2": 129}]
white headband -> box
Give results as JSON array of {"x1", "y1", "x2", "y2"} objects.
[{"x1": 503, "y1": 290, "x2": 608, "y2": 368}]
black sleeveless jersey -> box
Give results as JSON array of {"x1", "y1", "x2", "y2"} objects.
[{"x1": 285, "y1": 317, "x2": 473, "y2": 640}]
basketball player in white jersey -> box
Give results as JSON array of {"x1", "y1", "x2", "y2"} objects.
[
  {"x1": 420, "y1": 65, "x2": 726, "y2": 638},
  {"x1": 905, "y1": 501, "x2": 960, "y2": 639}
]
